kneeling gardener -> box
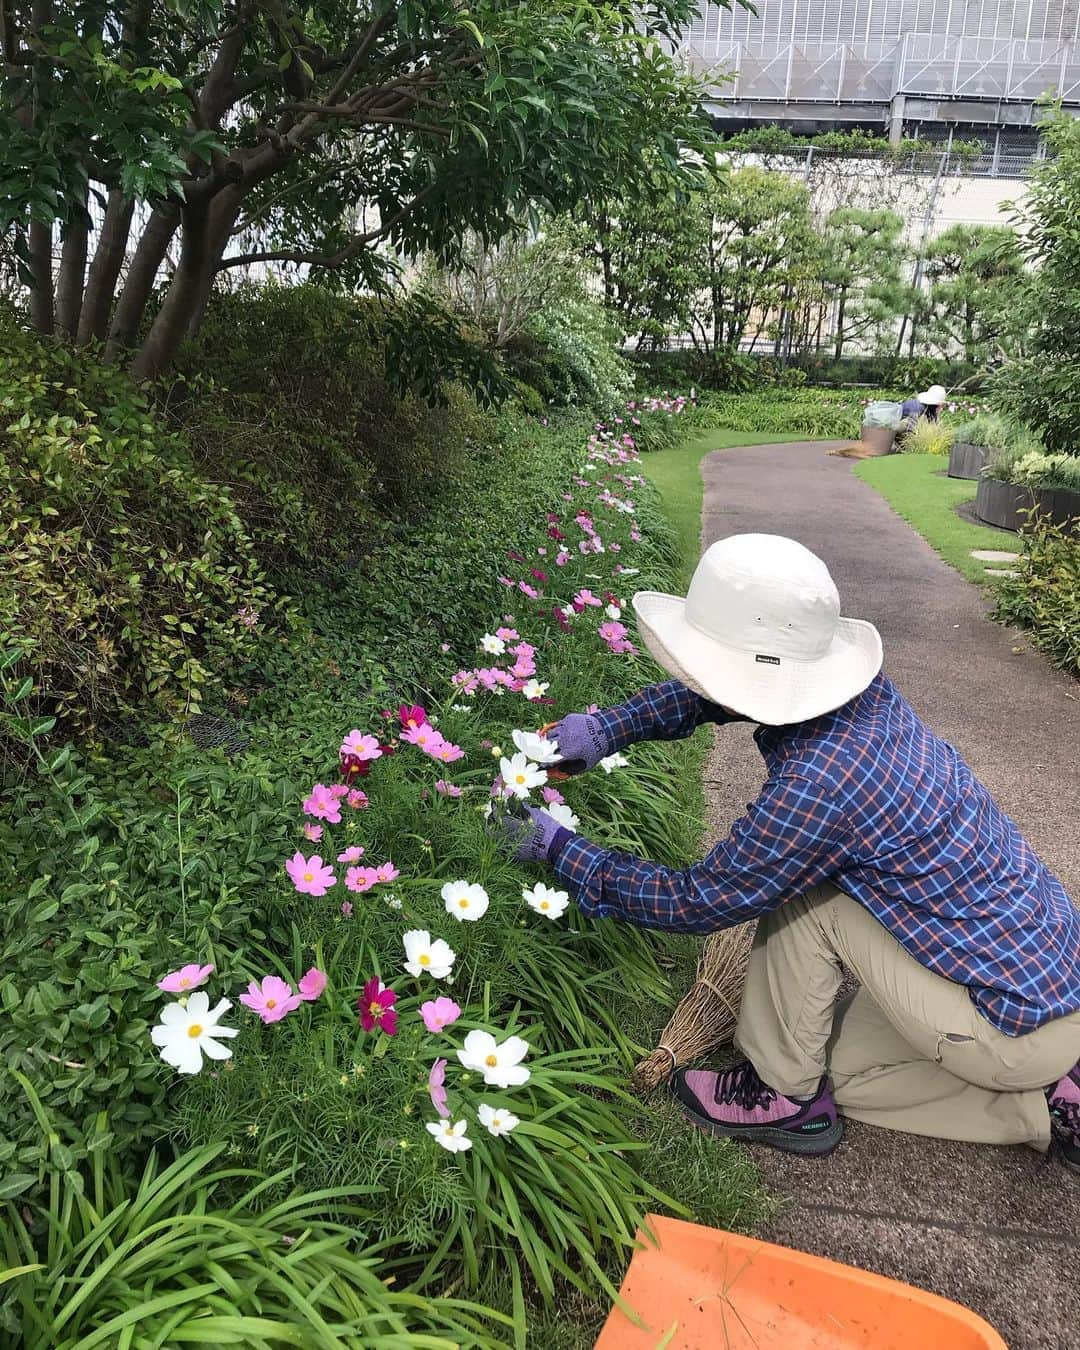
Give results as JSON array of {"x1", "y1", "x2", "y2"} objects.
[{"x1": 498, "y1": 534, "x2": 1080, "y2": 1166}]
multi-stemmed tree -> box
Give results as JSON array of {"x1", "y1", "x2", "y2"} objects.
[{"x1": 1, "y1": 0, "x2": 726, "y2": 379}]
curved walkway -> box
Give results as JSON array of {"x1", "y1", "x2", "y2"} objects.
[{"x1": 698, "y1": 440, "x2": 1080, "y2": 1350}]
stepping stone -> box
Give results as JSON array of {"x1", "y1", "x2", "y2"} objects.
[
  {"x1": 970, "y1": 549, "x2": 1019, "y2": 562},
  {"x1": 983, "y1": 567, "x2": 1018, "y2": 577}
]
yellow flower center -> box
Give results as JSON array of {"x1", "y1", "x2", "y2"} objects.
[
  {"x1": 369, "y1": 1001, "x2": 382, "y2": 1017},
  {"x1": 515, "y1": 774, "x2": 526, "y2": 784},
  {"x1": 179, "y1": 977, "x2": 191, "y2": 988},
  {"x1": 419, "y1": 954, "x2": 431, "y2": 966},
  {"x1": 459, "y1": 899, "x2": 469, "y2": 909},
  {"x1": 540, "y1": 901, "x2": 549, "y2": 911},
  {"x1": 187, "y1": 1024, "x2": 203, "y2": 1038},
  {"x1": 266, "y1": 998, "x2": 277, "y2": 1009},
  {"x1": 303, "y1": 871, "x2": 314, "y2": 882},
  {"x1": 485, "y1": 1054, "x2": 498, "y2": 1067},
  {"x1": 493, "y1": 1117, "x2": 503, "y2": 1127}
]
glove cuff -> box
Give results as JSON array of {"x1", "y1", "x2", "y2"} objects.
[{"x1": 547, "y1": 825, "x2": 575, "y2": 862}]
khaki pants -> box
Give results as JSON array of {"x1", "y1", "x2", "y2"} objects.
[{"x1": 735, "y1": 883, "x2": 1080, "y2": 1149}]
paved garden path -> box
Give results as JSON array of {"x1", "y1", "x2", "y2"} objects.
[{"x1": 697, "y1": 440, "x2": 1080, "y2": 1350}]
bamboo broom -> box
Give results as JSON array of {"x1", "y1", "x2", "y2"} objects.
[{"x1": 632, "y1": 922, "x2": 756, "y2": 1093}]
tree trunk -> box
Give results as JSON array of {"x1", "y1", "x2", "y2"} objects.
[
  {"x1": 78, "y1": 190, "x2": 136, "y2": 346},
  {"x1": 55, "y1": 205, "x2": 89, "y2": 338},
  {"x1": 833, "y1": 292, "x2": 846, "y2": 362},
  {"x1": 130, "y1": 192, "x2": 241, "y2": 381},
  {"x1": 106, "y1": 203, "x2": 181, "y2": 358},
  {"x1": 28, "y1": 220, "x2": 54, "y2": 334}
]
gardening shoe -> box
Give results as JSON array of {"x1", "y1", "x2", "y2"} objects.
[
  {"x1": 673, "y1": 1060, "x2": 843, "y2": 1157},
  {"x1": 1046, "y1": 1062, "x2": 1080, "y2": 1174}
]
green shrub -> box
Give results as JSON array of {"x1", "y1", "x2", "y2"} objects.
[
  {"x1": 171, "y1": 285, "x2": 501, "y2": 578},
  {"x1": 994, "y1": 519, "x2": 1080, "y2": 676},
  {"x1": 682, "y1": 388, "x2": 865, "y2": 439},
  {"x1": 4, "y1": 1080, "x2": 510, "y2": 1348},
  {"x1": 0, "y1": 312, "x2": 281, "y2": 749},
  {"x1": 523, "y1": 301, "x2": 633, "y2": 414},
  {"x1": 951, "y1": 412, "x2": 1041, "y2": 455},
  {"x1": 988, "y1": 450, "x2": 1080, "y2": 493},
  {"x1": 901, "y1": 417, "x2": 953, "y2": 456}
]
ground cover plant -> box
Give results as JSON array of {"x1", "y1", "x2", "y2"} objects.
[
  {"x1": 681, "y1": 388, "x2": 873, "y2": 440},
  {"x1": 1, "y1": 395, "x2": 768, "y2": 1344}
]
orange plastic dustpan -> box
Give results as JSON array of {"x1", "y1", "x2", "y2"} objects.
[{"x1": 595, "y1": 1215, "x2": 1007, "y2": 1350}]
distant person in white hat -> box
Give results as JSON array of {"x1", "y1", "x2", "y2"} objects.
[
  {"x1": 499, "y1": 535, "x2": 1080, "y2": 1166},
  {"x1": 900, "y1": 383, "x2": 947, "y2": 428}
]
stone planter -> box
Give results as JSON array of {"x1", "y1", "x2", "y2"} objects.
[
  {"x1": 975, "y1": 477, "x2": 1080, "y2": 532},
  {"x1": 859, "y1": 424, "x2": 897, "y2": 456},
  {"x1": 948, "y1": 441, "x2": 992, "y2": 481}
]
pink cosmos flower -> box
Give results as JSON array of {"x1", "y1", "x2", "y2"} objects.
[
  {"x1": 328, "y1": 783, "x2": 350, "y2": 799},
  {"x1": 303, "y1": 784, "x2": 342, "y2": 824},
  {"x1": 585, "y1": 703, "x2": 600, "y2": 714},
  {"x1": 421, "y1": 997, "x2": 462, "y2": 1033},
  {"x1": 399, "y1": 703, "x2": 427, "y2": 730},
  {"x1": 286, "y1": 852, "x2": 336, "y2": 896},
  {"x1": 239, "y1": 975, "x2": 303, "y2": 1024},
  {"x1": 555, "y1": 550, "x2": 570, "y2": 567},
  {"x1": 434, "y1": 779, "x2": 462, "y2": 797},
  {"x1": 518, "y1": 582, "x2": 539, "y2": 599},
  {"x1": 511, "y1": 658, "x2": 536, "y2": 679},
  {"x1": 428, "y1": 1057, "x2": 450, "y2": 1118},
  {"x1": 537, "y1": 546, "x2": 547, "y2": 556},
  {"x1": 340, "y1": 901, "x2": 354, "y2": 918},
  {"x1": 339, "y1": 731, "x2": 383, "y2": 762},
  {"x1": 298, "y1": 967, "x2": 327, "y2": 1001},
  {"x1": 630, "y1": 528, "x2": 642, "y2": 542},
  {"x1": 609, "y1": 542, "x2": 622, "y2": 553},
  {"x1": 347, "y1": 789, "x2": 369, "y2": 809},
  {"x1": 541, "y1": 786, "x2": 564, "y2": 805},
  {"x1": 497, "y1": 575, "x2": 515, "y2": 588},
  {"x1": 303, "y1": 822, "x2": 323, "y2": 842},
  {"x1": 338, "y1": 846, "x2": 364, "y2": 863},
  {"x1": 400, "y1": 723, "x2": 445, "y2": 753},
  {"x1": 440, "y1": 642, "x2": 451, "y2": 653},
  {"x1": 359, "y1": 977, "x2": 397, "y2": 1035},
  {"x1": 599, "y1": 620, "x2": 628, "y2": 644},
  {"x1": 157, "y1": 962, "x2": 213, "y2": 993},
  {"x1": 496, "y1": 626, "x2": 519, "y2": 641},
  {"x1": 376, "y1": 861, "x2": 400, "y2": 883},
  {"x1": 346, "y1": 866, "x2": 379, "y2": 893}
]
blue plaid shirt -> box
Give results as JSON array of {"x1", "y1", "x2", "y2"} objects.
[{"x1": 553, "y1": 676, "x2": 1080, "y2": 1036}]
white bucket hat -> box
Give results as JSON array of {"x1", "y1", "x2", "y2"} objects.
[
  {"x1": 916, "y1": 384, "x2": 947, "y2": 405},
  {"x1": 632, "y1": 534, "x2": 882, "y2": 726}
]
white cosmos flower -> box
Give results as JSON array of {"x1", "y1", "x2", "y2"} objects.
[
  {"x1": 499, "y1": 753, "x2": 547, "y2": 799},
  {"x1": 403, "y1": 929, "x2": 456, "y2": 980},
  {"x1": 511, "y1": 729, "x2": 561, "y2": 764},
  {"x1": 480, "y1": 633, "x2": 505, "y2": 655},
  {"x1": 560, "y1": 604, "x2": 576, "y2": 620},
  {"x1": 619, "y1": 567, "x2": 640, "y2": 576},
  {"x1": 150, "y1": 992, "x2": 237, "y2": 1076},
  {"x1": 478, "y1": 1103, "x2": 520, "y2": 1137},
  {"x1": 605, "y1": 603, "x2": 622, "y2": 620},
  {"x1": 451, "y1": 704, "x2": 472, "y2": 713},
  {"x1": 522, "y1": 882, "x2": 570, "y2": 920},
  {"x1": 521, "y1": 679, "x2": 549, "y2": 701},
  {"x1": 441, "y1": 879, "x2": 490, "y2": 922},
  {"x1": 542, "y1": 801, "x2": 580, "y2": 831},
  {"x1": 457, "y1": 1029, "x2": 531, "y2": 1088},
  {"x1": 426, "y1": 1119, "x2": 472, "y2": 1152},
  {"x1": 599, "y1": 752, "x2": 629, "y2": 773}
]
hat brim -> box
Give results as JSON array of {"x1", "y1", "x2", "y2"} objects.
[{"x1": 632, "y1": 591, "x2": 883, "y2": 726}]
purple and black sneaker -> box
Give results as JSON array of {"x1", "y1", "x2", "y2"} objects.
[
  {"x1": 1046, "y1": 1062, "x2": 1080, "y2": 1174},
  {"x1": 673, "y1": 1060, "x2": 844, "y2": 1157}
]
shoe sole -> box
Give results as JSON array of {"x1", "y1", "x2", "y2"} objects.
[{"x1": 678, "y1": 1101, "x2": 845, "y2": 1157}]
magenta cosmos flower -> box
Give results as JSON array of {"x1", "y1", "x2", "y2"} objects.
[
  {"x1": 428, "y1": 1058, "x2": 450, "y2": 1118},
  {"x1": 302, "y1": 784, "x2": 341, "y2": 824},
  {"x1": 157, "y1": 962, "x2": 213, "y2": 993},
  {"x1": 286, "y1": 852, "x2": 336, "y2": 896},
  {"x1": 359, "y1": 977, "x2": 397, "y2": 1035},
  {"x1": 420, "y1": 996, "x2": 461, "y2": 1033},
  {"x1": 239, "y1": 975, "x2": 302, "y2": 1024},
  {"x1": 398, "y1": 703, "x2": 427, "y2": 730},
  {"x1": 298, "y1": 967, "x2": 327, "y2": 1002}
]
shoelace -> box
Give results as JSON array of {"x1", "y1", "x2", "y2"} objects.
[
  {"x1": 1049, "y1": 1098, "x2": 1080, "y2": 1144},
  {"x1": 714, "y1": 1062, "x2": 778, "y2": 1112}
]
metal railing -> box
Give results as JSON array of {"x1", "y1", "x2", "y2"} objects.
[{"x1": 679, "y1": 32, "x2": 1080, "y2": 104}]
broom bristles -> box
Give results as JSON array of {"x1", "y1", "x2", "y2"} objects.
[{"x1": 632, "y1": 923, "x2": 755, "y2": 1094}]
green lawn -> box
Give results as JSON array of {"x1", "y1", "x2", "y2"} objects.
[
  {"x1": 854, "y1": 454, "x2": 1016, "y2": 586},
  {"x1": 640, "y1": 430, "x2": 805, "y2": 585}
]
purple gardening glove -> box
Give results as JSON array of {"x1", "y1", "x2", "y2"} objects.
[
  {"x1": 496, "y1": 806, "x2": 572, "y2": 864},
  {"x1": 548, "y1": 712, "x2": 608, "y2": 774}
]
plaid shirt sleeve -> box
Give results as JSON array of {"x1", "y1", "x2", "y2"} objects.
[
  {"x1": 592, "y1": 680, "x2": 739, "y2": 755},
  {"x1": 552, "y1": 774, "x2": 851, "y2": 932}
]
